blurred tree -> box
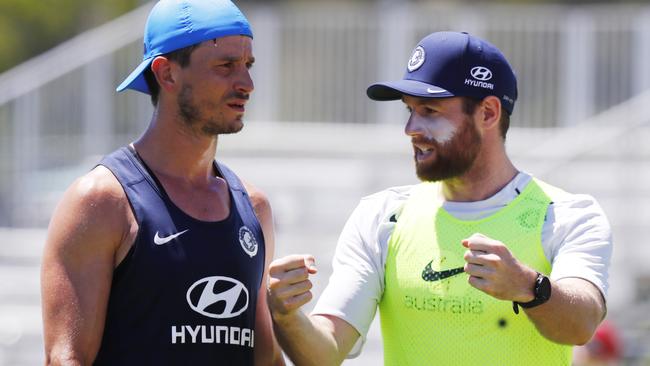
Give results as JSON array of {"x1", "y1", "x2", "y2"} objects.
[{"x1": 0, "y1": 0, "x2": 141, "y2": 73}]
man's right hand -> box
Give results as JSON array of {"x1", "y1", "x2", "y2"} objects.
[
  {"x1": 267, "y1": 254, "x2": 318, "y2": 320},
  {"x1": 266, "y1": 254, "x2": 362, "y2": 365}
]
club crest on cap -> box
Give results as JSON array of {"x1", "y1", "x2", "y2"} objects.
[{"x1": 407, "y1": 46, "x2": 426, "y2": 72}]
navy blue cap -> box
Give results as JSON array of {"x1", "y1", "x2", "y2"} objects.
[
  {"x1": 117, "y1": 0, "x2": 253, "y2": 94},
  {"x1": 367, "y1": 31, "x2": 518, "y2": 114}
]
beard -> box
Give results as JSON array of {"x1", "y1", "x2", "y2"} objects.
[
  {"x1": 414, "y1": 114, "x2": 482, "y2": 182},
  {"x1": 177, "y1": 84, "x2": 244, "y2": 136}
]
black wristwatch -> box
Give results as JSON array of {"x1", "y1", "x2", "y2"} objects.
[{"x1": 513, "y1": 272, "x2": 551, "y2": 314}]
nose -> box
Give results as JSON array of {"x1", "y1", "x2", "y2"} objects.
[
  {"x1": 405, "y1": 113, "x2": 423, "y2": 137},
  {"x1": 235, "y1": 68, "x2": 254, "y2": 95}
]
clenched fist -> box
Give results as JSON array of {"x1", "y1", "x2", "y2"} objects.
[
  {"x1": 462, "y1": 233, "x2": 537, "y2": 303},
  {"x1": 267, "y1": 254, "x2": 318, "y2": 320}
]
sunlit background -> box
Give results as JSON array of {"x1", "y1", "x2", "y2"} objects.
[{"x1": 1, "y1": 0, "x2": 649, "y2": 364}]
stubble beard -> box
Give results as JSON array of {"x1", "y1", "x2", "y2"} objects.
[
  {"x1": 177, "y1": 84, "x2": 244, "y2": 137},
  {"x1": 415, "y1": 115, "x2": 482, "y2": 182}
]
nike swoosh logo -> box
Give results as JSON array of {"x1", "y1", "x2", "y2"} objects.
[
  {"x1": 421, "y1": 261, "x2": 465, "y2": 282},
  {"x1": 154, "y1": 229, "x2": 189, "y2": 245},
  {"x1": 426, "y1": 88, "x2": 447, "y2": 94}
]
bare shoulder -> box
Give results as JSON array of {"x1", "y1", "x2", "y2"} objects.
[
  {"x1": 64, "y1": 166, "x2": 129, "y2": 222},
  {"x1": 74, "y1": 165, "x2": 126, "y2": 201},
  {"x1": 241, "y1": 179, "x2": 271, "y2": 218},
  {"x1": 46, "y1": 165, "x2": 133, "y2": 255}
]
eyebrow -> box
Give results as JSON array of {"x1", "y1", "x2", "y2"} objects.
[{"x1": 209, "y1": 56, "x2": 255, "y2": 69}]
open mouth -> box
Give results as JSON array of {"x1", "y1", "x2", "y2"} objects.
[
  {"x1": 228, "y1": 103, "x2": 245, "y2": 112},
  {"x1": 414, "y1": 144, "x2": 435, "y2": 162}
]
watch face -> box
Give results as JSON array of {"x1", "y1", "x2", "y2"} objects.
[{"x1": 537, "y1": 274, "x2": 551, "y2": 300}]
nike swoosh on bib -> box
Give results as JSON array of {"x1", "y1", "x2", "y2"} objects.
[
  {"x1": 154, "y1": 229, "x2": 189, "y2": 245},
  {"x1": 421, "y1": 261, "x2": 465, "y2": 282}
]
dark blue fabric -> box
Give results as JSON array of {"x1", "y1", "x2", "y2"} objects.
[{"x1": 93, "y1": 147, "x2": 265, "y2": 366}]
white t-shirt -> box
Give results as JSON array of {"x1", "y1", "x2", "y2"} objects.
[{"x1": 311, "y1": 172, "x2": 612, "y2": 357}]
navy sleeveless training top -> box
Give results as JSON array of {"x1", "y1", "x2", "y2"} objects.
[{"x1": 93, "y1": 147, "x2": 265, "y2": 365}]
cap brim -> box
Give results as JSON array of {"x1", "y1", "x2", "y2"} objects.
[
  {"x1": 116, "y1": 57, "x2": 154, "y2": 94},
  {"x1": 367, "y1": 79, "x2": 454, "y2": 101}
]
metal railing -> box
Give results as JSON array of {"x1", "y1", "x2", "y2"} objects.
[{"x1": 1, "y1": 2, "x2": 650, "y2": 226}]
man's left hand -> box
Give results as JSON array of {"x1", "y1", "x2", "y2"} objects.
[{"x1": 462, "y1": 233, "x2": 538, "y2": 303}]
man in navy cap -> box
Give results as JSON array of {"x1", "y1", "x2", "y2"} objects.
[
  {"x1": 267, "y1": 31, "x2": 612, "y2": 365},
  {"x1": 41, "y1": 1, "x2": 283, "y2": 365}
]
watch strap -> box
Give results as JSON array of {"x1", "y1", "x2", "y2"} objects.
[{"x1": 513, "y1": 272, "x2": 551, "y2": 314}]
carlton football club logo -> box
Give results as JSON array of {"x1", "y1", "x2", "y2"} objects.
[
  {"x1": 407, "y1": 45, "x2": 426, "y2": 72},
  {"x1": 238, "y1": 226, "x2": 258, "y2": 258}
]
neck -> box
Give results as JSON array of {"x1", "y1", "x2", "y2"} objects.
[
  {"x1": 133, "y1": 108, "x2": 219, "y2": 184},
  {"x1": 440, "y1": 143, "x2": 518, "y2": 202}
]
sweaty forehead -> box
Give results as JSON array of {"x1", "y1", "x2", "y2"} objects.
[
  {"x1": 215, "y1": 35, "x2": 252, "y2": 47},
  {"x1": 213, "y1": 35, "x2": 253, "y2": 56},
  {"x1": 191, "y1": 35, "x2": 253, "y2": 62}
]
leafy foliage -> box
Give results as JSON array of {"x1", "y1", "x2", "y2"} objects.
[{"x1": 0, "y1": 0, "x2": 141, "y2": 73}]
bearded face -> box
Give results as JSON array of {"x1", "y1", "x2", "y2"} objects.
[
  {"x1": 174, "y1": 36, "x2": 254, "y2": 137},
  {"x1": 404, "y1": 97, "x2": 482, "y2": 182},
  {"x1": 176, "y1": 83, "x2": 245, "y2": 136}
]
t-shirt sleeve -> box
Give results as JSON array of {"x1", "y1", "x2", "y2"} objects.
[
  {"x1": 544, "y1": 193, "x2": 613, "y2": 300},
  {"x1": 311, "y1": 188, "x2": 404, "y2": 358}
]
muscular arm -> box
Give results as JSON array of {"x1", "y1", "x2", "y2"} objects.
[
  {"x1": 267, "y1": 192, "x2": 395, "y2": 365},
  {"x1": 274, "y1": 311, "x2": 359, "y2": 366},
  {"x1": 267, "y1": 255, "x2": 360, "y2": 366},
  {"x1": 463, "y1": 234, "x2": 606, "y2": 345},
  {"x1": 243, "y1": 182, "x2": 284, "y2": 366},
  {"x1": 41, "y1": 166, "x2": 135, "y2": 365},
  {"x1": 524, "y1": 277, "x2": 605, "y2": 345}
]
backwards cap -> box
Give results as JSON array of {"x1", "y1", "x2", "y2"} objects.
[
  {"x1": 367, "y1": 31, "x2": 518, "y2": 114},
  {"x1": 116, "y1": 0, "x2": 253, "y2": 94}
]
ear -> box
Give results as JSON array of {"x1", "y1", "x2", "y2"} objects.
[
  {"x1": 150, "y1": 56, "x2": 180, "y2": 94},
  {"x1": 477, "y1": 96, "x2": 502, "y2": 131}
]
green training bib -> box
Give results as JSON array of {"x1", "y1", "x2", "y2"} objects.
[{"x1": 379, "y1": 179, "x2": 572, "y2": 365}]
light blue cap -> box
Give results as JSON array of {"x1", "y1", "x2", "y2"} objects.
[{"x1": 116, "y1": 0, "x2": 253, "y2": 94}]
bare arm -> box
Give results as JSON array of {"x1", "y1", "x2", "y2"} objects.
[
  {"x1": 463, "y1": 234, "x2": 605, "y2": 345},
  {"x1": 244, "y1": 182, "x2": 285, "y2": 366},
  {"x1": 267, "y1": 255, "x2": 360, "y2": 366},
  {"x1": 41, "y1": 167, "x2": 134, "y2": 365},
  {"x1": 521, "y1": 277, "x2": 604, "y2": 345}
]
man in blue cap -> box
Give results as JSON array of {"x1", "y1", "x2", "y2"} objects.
[
  {"x1": 267, "y1": 31, "x2": 612, "y2": 365},
  {"x1": 41, "y1": 1, "x2": 283, "y2": 365}
]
